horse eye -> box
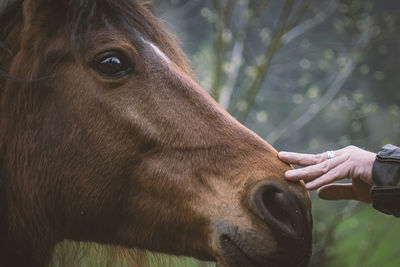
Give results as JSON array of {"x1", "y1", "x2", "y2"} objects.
[{"x1": 93, "y1": 52, "x2": 132, "y2": 78}]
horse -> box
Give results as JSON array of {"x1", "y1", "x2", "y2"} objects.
[{"x1": 0, "y1": 0, "x2": 312, "y2": 266}]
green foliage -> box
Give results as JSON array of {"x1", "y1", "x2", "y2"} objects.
[{"x1": 311, "y1": 197, "x2": 400, "y2": 267}]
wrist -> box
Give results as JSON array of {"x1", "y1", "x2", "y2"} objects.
[
  {"x1": 353, "y1": 150, "x2": 375, "y2": 185},
  {"x1": 363, "y1": 151, "x2": 376, "y2": 185},
  {"x1": 370, "y1": 144, "x2": 400, "y2": 217}
]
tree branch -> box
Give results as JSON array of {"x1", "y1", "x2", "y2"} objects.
[
  {"x1": 282, "y1": 0, "x2": 337, "y2": 45},
  {"x1": 266, "y1": 25, "x2": 374, "y2": 144},
  {"x1": 211, "y1": 0, "x2": 235, "y2": 101},
  {"x1": 228, "y1": 0, "x2": 297, "y2": 121},
  {"x1": 285, "y1": 0, "x2": 315, "y2": 32},
  {"x1": 219, "y1": 0, "x2": 271, "y2": 108}
]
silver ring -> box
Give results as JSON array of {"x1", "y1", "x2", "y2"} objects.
[{"x1": 326, "y1": 150, "x2": 335, "y2": 160}]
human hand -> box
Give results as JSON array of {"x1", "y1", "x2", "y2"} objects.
[{"x1": 278, "y1": 146, "x2": 376, "y2": 203}]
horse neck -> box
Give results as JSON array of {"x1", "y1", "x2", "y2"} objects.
[
  {"x1": 0, "y1": 83, "x2": 56, "y2": 267},
  {"x1": 0, "y1": 244, "x2": 53, "y2": 267},
  {"x1": 0, "y1": 134, "x2": 50, "y2": 267},
  {"x1": 0, "y1": 158, "x2": 55, "y2": 267}
]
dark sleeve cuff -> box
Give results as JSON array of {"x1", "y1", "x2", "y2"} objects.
[{"x1": 371, "y1": 144, "x2": 400, "y2": 217}]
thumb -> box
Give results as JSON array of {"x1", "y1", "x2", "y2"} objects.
[
  {"x1": 317, "y1": 183, "x2": 356, "y2": 200},
  {"x1": 317, "y1": 182, "x2": 371, "y2": 203}
]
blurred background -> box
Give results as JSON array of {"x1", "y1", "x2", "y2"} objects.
[
  {"x1": 3, "y1": 0, "x2": 398, "y2": 266},
  {"x1": 149, "y1": 0, "x2": 400, "y2": 266}
]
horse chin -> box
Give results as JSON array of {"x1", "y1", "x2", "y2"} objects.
[
  {"x1": 215, "y1": 233, "x2": 312, "y2": 267},
  {"x1": 216, "y1": 235, "x2": 261, "y2": 267}
]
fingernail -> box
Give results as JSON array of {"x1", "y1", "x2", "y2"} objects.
[
  {"x1": 305, "y1": 182, "x2": 314, "y2": 190},
  {"x1": 285, "y1": 170, "x2": 295, "y2": 178},
  {"x1": 279, "y1": 151, "x2": 288, "y2": 156}
]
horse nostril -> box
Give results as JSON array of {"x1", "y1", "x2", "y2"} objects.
[
  {"x1": 252, "y1": 184, "x2": 312, "y2": 240},
  {"x1": 261, "y1": 187, "x2": 292, "y2": 227}
]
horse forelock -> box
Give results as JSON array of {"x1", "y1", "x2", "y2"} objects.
[{"x1": 0, "y1": 0, "x2": 192, "y2": 86}]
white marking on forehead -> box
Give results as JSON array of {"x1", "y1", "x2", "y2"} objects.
[{"x1": 141, "y1": 38, "x2": 170, "y2": 63}]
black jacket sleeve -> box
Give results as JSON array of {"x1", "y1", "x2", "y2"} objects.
[{"x1": 371, "y1": 144, "x2": 400, "y2": 217}]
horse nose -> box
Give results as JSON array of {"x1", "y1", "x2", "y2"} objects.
[
  {"x1": 216, "y1": 182, "x2": 312, "y2": 267},
  {"x1": 252, "y1": 182, "x2": 312, "y2": 247}
]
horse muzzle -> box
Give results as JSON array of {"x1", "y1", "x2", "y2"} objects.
[{"x1": 214, "y1": 181, "x2": 313, "y2": 267}]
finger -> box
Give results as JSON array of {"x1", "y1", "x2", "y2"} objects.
[
  {"x1": 278, "y1": 151, "x2": 325, "y2": 166},
  {"x1": 305, "y1": 164, "x2": 348, "y2": 190},
  {"x1": 285, "y1": 155, "x2": 346, "y2": 182},
  {"x1": 279, "y1": 148, "x2": 350, "y2": 166}
]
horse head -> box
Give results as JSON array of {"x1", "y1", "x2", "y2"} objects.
[{"x1": 0, "y1": 1, "x2": 312, "y2": 266}]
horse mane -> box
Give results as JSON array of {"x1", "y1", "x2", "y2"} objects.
[
  {"x1": 0, "y1": 1, "x2": 21, "y2": 40},
  {"x1": 0, "y1": 1, "x2": 200, "y2": 266}
]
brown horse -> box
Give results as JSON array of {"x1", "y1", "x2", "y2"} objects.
[{"x1": 0, "y1": 0, "x2": 312, "y2": 266}]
